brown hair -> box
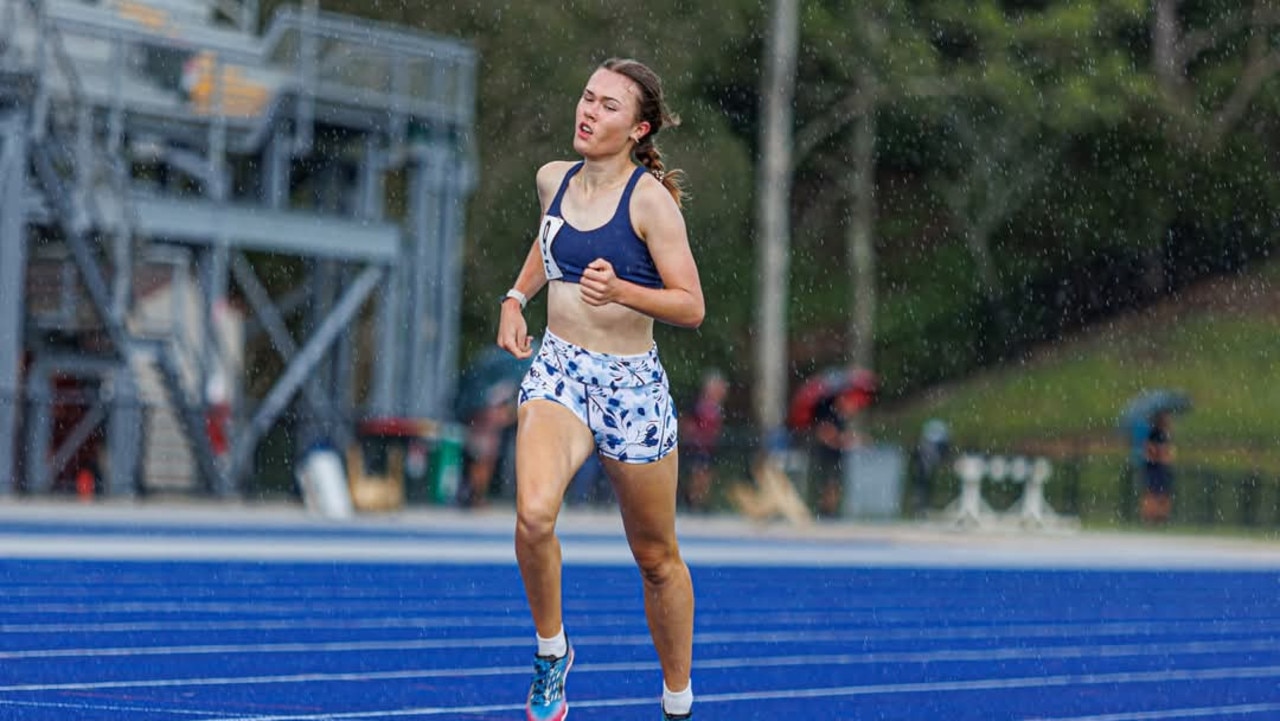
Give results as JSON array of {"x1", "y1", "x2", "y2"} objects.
[{"x1": 599, "y1": 57, "x2": 687, "y2": 207}]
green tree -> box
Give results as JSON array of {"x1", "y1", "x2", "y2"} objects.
[
  {"x1": 786, "y1": 1, "x2": 945, "y2": 391},
  {"x1": 929, "y1": 0, "x2": 1149, "y2": 351},
  {"x1": 1152, "y1": 0, "x2": 1280, "y2": 151},
  {"x1": 1145, "y1": 0, "x2": 1280, "y2": 288}
]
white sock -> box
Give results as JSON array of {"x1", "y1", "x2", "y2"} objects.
[
  {"x1": 662, "y1": 680, "x2": 693, "y2": 715},
  {"x1": 536, "y1": 627, "x2": 567, "y2": 658}
]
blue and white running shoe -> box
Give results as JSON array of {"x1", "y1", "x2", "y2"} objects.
[{"x1": 526, "y1": 644, "x2": 574, "y2": 721}]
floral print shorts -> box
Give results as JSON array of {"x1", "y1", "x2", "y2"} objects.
[{"x1": 518, "y1": 330, "x2": 678, "y2": 464}]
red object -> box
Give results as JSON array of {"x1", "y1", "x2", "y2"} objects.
[
  {"x1": 75, "y1": 469, "x2": 94, "y2": 501},
  {"x1": 50, "y1": 374, "x2": 104, "y2": 493},
  {"x1": 205, "y1": 403, "x2": 231, "y2": 455},
  {"x1": 787, "y1": 368, "x2": 877, "y2": 430},
  {"x1": 357, "y1": 417, "x2": 438, "y2": 438}
]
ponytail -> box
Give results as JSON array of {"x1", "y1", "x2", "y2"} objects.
[{"x1": 634, "y1": 137, "x2": 687, "y2": 208}]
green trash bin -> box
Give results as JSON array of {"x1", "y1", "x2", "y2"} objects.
[{"x1": 429, "y1": 423, "x2": 465, "y2": 505}]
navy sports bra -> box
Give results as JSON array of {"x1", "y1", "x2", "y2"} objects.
[{"x1": 537, "y1": 162, "x2": 664, "y2": 290}]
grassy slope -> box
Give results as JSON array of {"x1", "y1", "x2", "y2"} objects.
[{"x1": 866, "y1": 259, "x2": 1280, "y2": 527}]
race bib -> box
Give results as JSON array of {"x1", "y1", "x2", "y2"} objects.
[{"x1": 538, "y1": 214, "x2": 565, "y2": 281}]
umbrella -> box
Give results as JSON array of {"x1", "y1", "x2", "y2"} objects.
[
  {"x1": 454, "y1": 342, "x2": 539, "y2": 422},
  {"x1": 787, "y1": 366, "x2": 877, "y2": 430},
  {"x1": 1118, "y1": 389, "x2": 1191, "y2": 461},
  {"x1": 1118, "y1": 389, "x2": 1192, "y2": 432}
]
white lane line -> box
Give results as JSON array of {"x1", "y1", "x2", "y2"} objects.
[
  {"x1": 0, "y1": 664, "x2": 532, "y2": 692},
  {"x1": 0, "y1": 596, "x2": 648, "y2": 614},
  {"x1": 3, "y1": 623, "x2": 1279, "y2": 661},
  {"x1": 0, "y1": 617, "x2": 1274, "y2": 650},
  {"x1": 0, "y1": 635, "x2": 536, "y2": 660},
  {"x1": 5, "y1": 615, "x2": 1280, "y2": 646},
  {"x1": 0, "y1": 600, "x2": 540, "y2": 614},
  {"x1": 0, "y1": 608, "x2": 1043, "y2": 633},
  {"x1": 0, "y1": 697, "x2": 221, "y2": 716},
  {"x1": 0, "y1": 612, "x2": 879, "y2": 634},
  {"x1": 50, "y1": 664, "x2": 1272, "y2": 721},
  {"x1": 681, "y1": 665, "x2": 1280, "y2": 705},
  {"x1": 0, "y1": 615, "x2": 620, "y2": 634},
  {"x1": 10, "y1": 617, "x2": 1280, "y2": 645},
  {"x1": 3, "y1": 638, "x2": 1278, "y2": 693},
  {"x1": 1027, "y1": 702, "x2": 1280, "y2": 720}
]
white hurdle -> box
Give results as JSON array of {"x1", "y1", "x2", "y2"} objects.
[
  {"x1": 939, "y1": 454, "x2": 1078, "y2": 531},
  {"x1": 940, "y1": 454, "x2": 999, "y2": 528}
]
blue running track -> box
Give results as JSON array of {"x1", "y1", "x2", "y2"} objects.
[{"x1": 0, "y1": 507, "x2": 1278, "y2": 720}]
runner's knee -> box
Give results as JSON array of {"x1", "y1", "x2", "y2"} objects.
[
  {"x1": 516, "y1": 493, "x2": 561, "y2": 544},
  {"x1": 631, "y1": 541, "x2": 683, "y2": 586}
]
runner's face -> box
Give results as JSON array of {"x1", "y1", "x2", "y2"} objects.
[{"x1": 573, "y1": 69, "x2": 649, "y2": 157}]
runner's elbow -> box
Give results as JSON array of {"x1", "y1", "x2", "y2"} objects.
[
  {"x1": 657, "y1": 291, "x2": 703, "y2": 328},
  {"x1": 680, "y1": 299, "x2": 705, "y2": 329}
]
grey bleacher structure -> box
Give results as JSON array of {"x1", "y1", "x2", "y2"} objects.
[{"x1": 0, "y1": 0, "x2": 477, "y2": 496}]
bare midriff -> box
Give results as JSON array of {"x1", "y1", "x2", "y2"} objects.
[{"x1": 545, "y1": 280, "x2": 655, "y2": 355}]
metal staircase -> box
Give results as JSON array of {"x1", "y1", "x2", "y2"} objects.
[{"x1": 0, "y1": 0, "x2": 477, "y2": 497}]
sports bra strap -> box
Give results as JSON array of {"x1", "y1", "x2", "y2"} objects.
[
  {"x1": 547, "y1": 162, "x2": 584, "y2": 216},
  {"x1": 618, "y1": 165, "x2": 647, "y2": 209}
]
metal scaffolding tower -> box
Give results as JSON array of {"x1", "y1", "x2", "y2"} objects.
[{"x1": 0, "y1": 0, "x2": 477, "y2": 497}]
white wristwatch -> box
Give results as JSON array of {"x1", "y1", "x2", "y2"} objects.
[{"x1": 502, "y1": 288, "x2": 528, "y2": 310}]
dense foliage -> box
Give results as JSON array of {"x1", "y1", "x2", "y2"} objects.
[{"x1": 281, "y1": 0, "x2": 1280, "y2": 423}]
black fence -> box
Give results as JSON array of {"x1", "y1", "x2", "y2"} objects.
[
  {"x1": 692, "y1": 427, "x2": 1280, "y2": 531},
  {"x1": 1112, "y1": 461, "x2": 1280, "y2": 528}
]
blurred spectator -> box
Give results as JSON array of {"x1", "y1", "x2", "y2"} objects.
[
  {"x1": 1119, "y1": 390, "x2": 1191, "y2": 522},
  {"x1": 908, "y1": 419, "x2": 951, "y2": 517},
  {"x1": 1141, "y1": 410, "x2": 1176, "y2": 525},
  {"x1": 728, "y1": 453, "x2": 812, "y2": 526},
  {"x1": 679, "y1": 369, "x2": 728, "y2": 512},
  {"x1": 460, "y1": 381, "x2": 518, "y2": 508},
  {"x1": 809, "y1": 389, "x2": 868, "y2": 518}
]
